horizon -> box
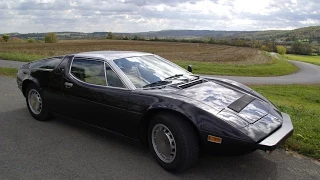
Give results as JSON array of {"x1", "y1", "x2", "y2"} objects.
[{"x1": 2, "y1": 25, "x2": 319, "y2": 35}]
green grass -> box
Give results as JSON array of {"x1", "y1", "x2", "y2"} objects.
[
  {"x1": 282, "y1": 54, "x2": 320, "y2": 66},
  {"x1": 0, "y1": 67, "x2": 18, "y2": 77},
  {"x1": 0, "y1": 52, "x2": 46, "y2": 62},
  {"x1": 174, "y1": 58, "x2": 298, "y2": 76},
  {"x1": 251, "y1": 84, "x2": 320, "y2": 160}
]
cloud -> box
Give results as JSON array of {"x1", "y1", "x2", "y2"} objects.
[{"x1": 0, "y1": 0, "x2": 319, "y2": 33}]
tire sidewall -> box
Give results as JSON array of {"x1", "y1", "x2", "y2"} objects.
[{"x1": 148, "y1": 114, "x2": 192, "y2": 171}]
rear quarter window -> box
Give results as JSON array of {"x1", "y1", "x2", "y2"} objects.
[{"x1": 30, "y1": 56, "x2": 64, "y2": 70}]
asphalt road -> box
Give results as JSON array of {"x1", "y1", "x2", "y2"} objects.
[
  {"x1": 0, "y1": 76, "x2": 319, "y2": 179},
  {"x1": 1, "y1": 58, "x2": 320, "y2": 85},
  {"x1": 0, "y1": 59, "x2": 26, "y2": 69}
]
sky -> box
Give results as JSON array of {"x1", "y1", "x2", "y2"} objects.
[{"x1": 0, "y1": 0, "x2": 319, "y2": 33}]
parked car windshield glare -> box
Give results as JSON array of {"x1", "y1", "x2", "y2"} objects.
[{"x1": 113, "y1": 55, "x2": 192, "y2": 88}]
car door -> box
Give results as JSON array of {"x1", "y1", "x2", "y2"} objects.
[
  {"x1": 46, "y1": 55, "x2": 74, "y2": 114},
  {"x1": 62, "y1": 57, "x2": 134, "y2": 136}
]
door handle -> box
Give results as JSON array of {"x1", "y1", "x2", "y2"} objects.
[{"x1": 64, "y1": 82, "x2": 73, "y2": 88}]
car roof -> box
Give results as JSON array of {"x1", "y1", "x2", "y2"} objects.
[{"x1": 73, "y1": 51, "x2": 153, "y2": 61}]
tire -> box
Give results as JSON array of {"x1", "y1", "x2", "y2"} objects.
[
  {"x1": 148, "y1": 113, "x2": 199, "y2": 172},
  {"x1": 25, "y1": 83, "x2": 50, "y2": 121}
]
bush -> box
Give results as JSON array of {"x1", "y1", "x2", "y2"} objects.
[
  {"x1": 121, "y1": 36, "x2": 130, "y2": 40},
  {"x1": 276, "y1": 45, "x2": 287, "y2": 55},
  {"x1": 36, "y1": 40, "x2": 44, "y2": 43},
  {"x1": 2, "y1": 34, "x2": 9, "y2": 42},
  {"x1": 260, "y1": 45, "x2": 270, "y2": 52},
  {"x1": 9, "y1": 37, "x2": 25, "y2": 43},
  {"x1": 132, "y1": 35, "x2": 144, "y2": 40},
  {"x1": 208, "y1": 37, "x2": 216, "y2": 44},
  {"x1": 45, "y1": 32, "x2": 58, "y2": 43},
  {"x1": 27, "y1": 38, "x2": 35, "y2": 43}
]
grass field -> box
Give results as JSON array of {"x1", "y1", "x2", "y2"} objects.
[
  {"x1": 283, "y1": 54, "x2": 320, "y2": 66},
  {"x1": 0, "y1": 40, "x2": 297, "y2": 76},
  {"x1": 175, "y1": 58, "x2": 297, "y2": 76},
  {"x1": 0, "y1": 67, "x2": 18, "y2": 77},
  {"x1": 251, "y1": 84, "x2": 320, "y2": 160}
]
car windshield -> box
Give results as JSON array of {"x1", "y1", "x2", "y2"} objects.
[{"x1": 113, "y1": 55, "x2": 195, "y2": 88}]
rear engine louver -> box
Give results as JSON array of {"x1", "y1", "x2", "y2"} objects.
[{"x1": 178, "y1": 79, "x2": 207, "y2": 89}]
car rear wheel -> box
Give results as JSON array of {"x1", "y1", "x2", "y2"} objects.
[
  {"x1": 148, "y1": 113, "x2": 199, "y2": 172},
  {"x1": 26, "y1": 83, "x2": 50, "y2": 121}
]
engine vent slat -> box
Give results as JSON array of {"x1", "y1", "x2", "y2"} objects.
[{"x1": 178, "y1": 79, "x2": 207, "y2": 89}]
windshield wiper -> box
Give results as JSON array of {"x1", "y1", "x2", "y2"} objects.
[
  {"x1": 164, "y1": 74, "x2": 183, "y2": 80},
  {"x1": 143, "y1": 80, "x2": 172, "y2": 88}
]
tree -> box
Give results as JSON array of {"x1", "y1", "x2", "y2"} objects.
[
  {"x1": 262, "y1": 39, "x2": 276, "y2": 52},
  {"x1": 44, "y1": 32, "x2": 58, "y2": 43},
  {"x1": 276, "y1": 45, "x2": 286, "y2": 55},
  {"x1": 132, "y1": 35, "x2": 138, "y2": 40},
  {"x1": 292, "y1": 41, "x2": 302, "y2": 54},
  {"x1": 292, "y1": 41, "x2": 312, "y2": 55},
  {"x1": 106, "y1": 32, "x2": 114, "y2": 39},
  {"x1": 2, "y1": 34, "x2": 9, "y2": 42}
]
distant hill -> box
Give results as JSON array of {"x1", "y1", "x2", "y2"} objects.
[
  {"x1": 116, "y1": 30, "x2": 245, "y2": 39},
  {"x1": 123, "y1": 26, "x2": 320, "y2": 41},
  {"x1": 1, "y1": 26, "x2": 320, "y2": 42},
  {"x1": 224, "y1": 26, "x2": 320, "y2": 41}
]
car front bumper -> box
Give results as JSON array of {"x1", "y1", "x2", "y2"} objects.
[
  {"x1": 256, "y1": 112, "x2": 293, "y2": 151},
  {"x1": 199, "y1": 112, "x2": 293, "y2": 154}
]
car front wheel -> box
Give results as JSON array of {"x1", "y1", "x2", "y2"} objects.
[
  {"x1": 26, "y1": 83, "x2": 50, "y2": 121},
  {"x1": 148, "y1": 113, "x2": 199, "y2": 172}
]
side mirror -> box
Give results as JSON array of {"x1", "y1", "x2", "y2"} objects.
[
  {"x1": 187, "y1": 65, "x2": 192, "y2": 73},
  {"x1": 55, "y1": 67, "x2": 65, "y2": 75}
]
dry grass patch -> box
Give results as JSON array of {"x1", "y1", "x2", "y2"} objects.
[{"x1": 0, "y1": 40, "x2": 270, "y2": 64}]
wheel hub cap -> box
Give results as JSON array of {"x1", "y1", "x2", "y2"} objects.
[
  {"x1": 28, "y1": 89, "x2": 42, "y2": 115},
  {"x1": 152, "y1": 124, "x2": 176, "y2": 163}
]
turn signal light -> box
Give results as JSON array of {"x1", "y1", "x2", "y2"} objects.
[{"x1": 207, "y1": 135, "x2": 222, "y2": 144}]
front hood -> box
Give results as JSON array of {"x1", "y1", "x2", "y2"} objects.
[
  {"x1": 173, "y1": 81, "x2": 244, "y2": 112},
  {"x1": 172, "y1": 80, "x2": 283, "y2": 142}
]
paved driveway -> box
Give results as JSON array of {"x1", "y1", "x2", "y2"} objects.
[{"x1": 0, "y1": 76, "x2": 319, "y2": 179}]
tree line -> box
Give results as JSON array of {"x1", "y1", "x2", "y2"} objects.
[
  {"x1": 1, "y1": 32, "x2": 58, "y2": 43},
  {"x1": 106, "y1": 32, "x2": 318, "y2": 55}
]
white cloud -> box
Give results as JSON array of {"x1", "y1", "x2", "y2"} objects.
[{"x1": 0, "y1": 0, "x2": 319, "y2": 33}]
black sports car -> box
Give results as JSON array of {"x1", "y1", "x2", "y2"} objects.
[{"x1": 17, "y1": 51, "x2": 293, "y2": 172}]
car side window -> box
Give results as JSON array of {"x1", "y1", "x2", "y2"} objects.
[
  {"x1": 105, "y1": 63, "x2": 126, "y2": 88},
  {"x1": 31, "y1": 56, "x2": 64, "y2": 69},
  {"x1": 70, "y1": 58, "x2": 106, "y2": 86}
]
